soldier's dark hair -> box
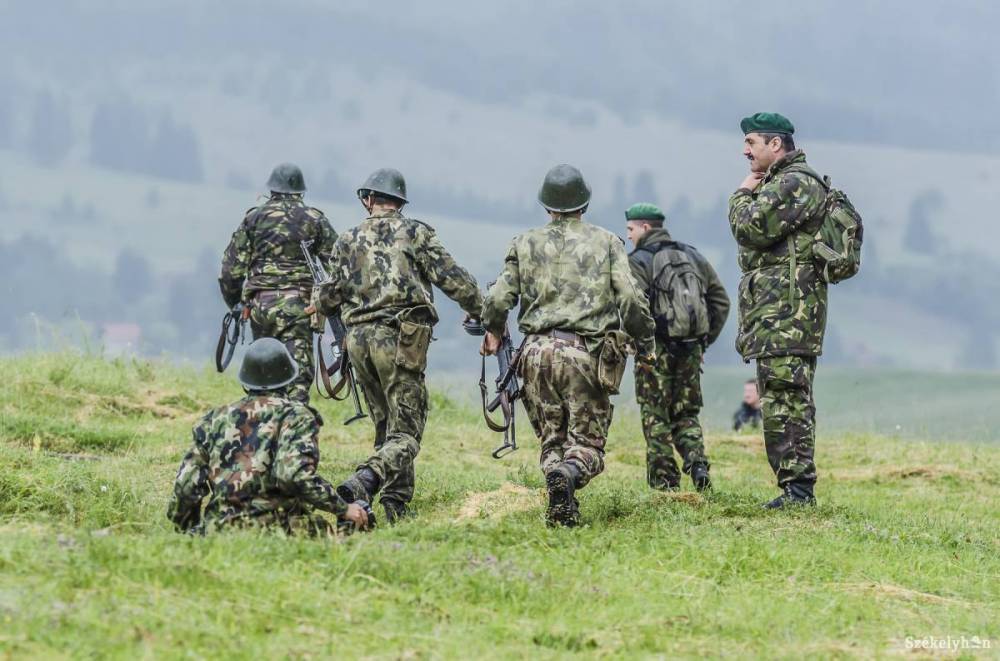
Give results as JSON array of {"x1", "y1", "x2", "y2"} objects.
[
  {"x1": 760, "y1": 132, "x2": 795, "y2": 152},
  {"x1": 369, "y1": 193, "x2": 404, "y2": 207}
]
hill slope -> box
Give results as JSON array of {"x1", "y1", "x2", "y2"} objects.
[{"x1": 0, "y1": 355, "x2": 997, "y2": 657}]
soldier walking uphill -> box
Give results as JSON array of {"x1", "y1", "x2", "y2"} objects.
[
  {"x1": 728, "y1": 113, "x2": 830, "y2": 508},
  {"x1": 219, "y1": 163, "x2": 337, "y2": 403},
  {"x1": 625, "y1": 203, "x2": 729, "y2": 492},
  {"x1": 310, "y1": 169, "x2": 483, "y2": 524},
  {"x1": 481, "y1": 165, "x2": 656, "y2": 527},
  {"x1": 168, "y1": 338, "x2": 370, "y2": 535}
]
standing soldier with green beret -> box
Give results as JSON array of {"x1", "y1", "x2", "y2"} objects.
[
  {"x1": 728, "y1": 112, "x2": 829, "y2": 508},
  {"x1": 625, "y1": 203, "x2": 729, "y2": 492},
  {"x1": 481, "y1": 165, "x2": 656, "y2": 527},
  {"x1": 168, "y1": 338, "x2": 371, "y2": 535},
  {"x1": 219, "y1": 163, "x2": 337, "y2": 404},
  {"x1": 310, "y1": 168, "x2": 483, "y2": 523}
]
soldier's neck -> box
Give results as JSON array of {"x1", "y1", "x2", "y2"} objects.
[
  {"x1": 548, "y1": 212, "x2": 582, "y2": 223},
  {"x1": 370, "y1": 204, "x2": 403, "y2": 218}
]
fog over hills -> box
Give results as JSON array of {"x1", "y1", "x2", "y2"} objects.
[{"x1": 1, "y1": 1, "x2": 997, "y2": 370}]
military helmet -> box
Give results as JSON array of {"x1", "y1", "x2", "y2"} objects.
[
  {"x1": 538, "y1": 164, "x2": 591, "y2": 213},
  {"x1": 266, "y1": 163, "x2": 307, "y2": 194},
  {"x1": 357, "y1": 168, "x2": 408, "y2": 203},
  {"x1": 238, "y1": 338, "x2": 300, "y2": 391}
]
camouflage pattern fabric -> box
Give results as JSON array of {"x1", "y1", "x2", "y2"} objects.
[
  {"x1": 315, "y1": 207, "x2": 482, "y2": 507},
  {"x1": 729, "y1": 150, "x2": 828, "y2": 491},
  {"x1": 249, "y1": 290, "x2": 313, "y2": 403},
  {"x1": 628, "y1": 227, "x2": 730, "y2": 346},
  {"x1": 519, "y1": 335, "x2": 612, "y2": 487},
  {"x1": 316, "y1": 208, "x2": 482, "y2": 326},
  {"x1": 167, "y1": 393, "x2": 348, "y2": 535},
  {"x1": 480, "y1": 216, "x2": 655, "y2": 354},
  {"x1": 756, "y1": 355, "x2": 817, "y2": 487},
  {"x1": 728, "y1": 150, "x2": 828, "y2": 360},
  {"x1": 345, "y1": 322, "x2": 428, "y2": 506},
  {"x1": 219, "y1": 193, "x2": 337, "y2": 307},
  {"x1": 219, "y1": 193, "x2": 337, "y2": 403},
  {"x1": 634, "y1": 340, "x2": 709, "y2": 490}
]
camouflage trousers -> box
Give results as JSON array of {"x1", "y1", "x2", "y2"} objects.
[
  {"x1": 250, "y1": 289, "x2": 314, "y2": 403},
  {"x1": 345, "y1": 322, "x2": 428, "y2": 507},
  {"x1": 202, "y1": 508, "x2": 337, "y2": 537},
  {"x1": 519, "y1": 335, "x2": 613, "y2": 489},
  {"x1": 756, "y1": 355, "x2": 817, "y2": 487},
  {"x1": 634, "y1": 340, "x2": 709, "y2": 490}
]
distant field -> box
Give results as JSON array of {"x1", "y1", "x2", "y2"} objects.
[
  {"x1": 433, "y1": 366, "x2": 1000, "y2": 444},
  {"x1": 1, "y1": 354, "x2": 997, "y2": 658}
]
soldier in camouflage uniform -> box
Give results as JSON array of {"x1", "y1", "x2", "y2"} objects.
[
  {"x1": 481, "y1": 165, "x2": 656, "y2": 527},
  {"x1": 219, "y1": 163, "x2": 337, "y2": 404},
  {"x1": 311, "y1": 168, "x2": 483, "y2": 523},
  {"x1": 167, "y1": 338, "x2": 370, "y2": 534},
  {"x1": 625, "y1": 203, "x2": 730, "y2": 492},
  {"x1": 728, "y1": 112, "x2": 828, "y2": 508}
]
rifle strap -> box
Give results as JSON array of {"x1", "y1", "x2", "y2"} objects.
[{"x1": 479, "y1": 355, "x2": 509, "y2": 433}]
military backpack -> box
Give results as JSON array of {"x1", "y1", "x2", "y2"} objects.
[
  {"x1": 638, "y1": 241, "x2": 710, "y2": 340},
  {"x1": 786, "y1": 165, "x2": 864, "y2": 284}
]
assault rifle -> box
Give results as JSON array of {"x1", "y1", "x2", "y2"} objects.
[
  {"x1": 463, "y1": 318, "x2": 525, "y2": 458},
  {"x1": 215, "y1": 303, "x2": 248, "y2": 372},
  {"x1": 301, "y1": 240, "x2": 368, "y2": 426}
]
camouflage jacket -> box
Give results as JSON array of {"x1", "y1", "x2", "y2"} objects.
[
  {"x1": 481, "y1": 216, "x2": 655, "y2": 355},
  {"x1": 728, "y1": 150, "x2": 828, "y2": 359},
  {"x1": 167, "y1": 394, "x2": 348, "y2": 532},
  {"x1": 628, "y1": 227, "x2": 731, "y2": 346},
  {"x1": 315, "y1": 209, "x2": 483, "y2": 326},
  {"x1": 219, "y1": 194, "x2": 337, "y2": 308}
]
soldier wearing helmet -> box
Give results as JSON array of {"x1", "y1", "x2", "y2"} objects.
[
  {"x1": 167, "y1": 338, "x2": 371, "y2": 535},
  {"x1": 219, "y1": 163, "x2": 338, "y2": 403},
  {"x1": 480, "y1": 165, "x2": 656, "y2": 527},
  {"x1": 310, "y1": 168, "x2": 483, "y2": 524}
]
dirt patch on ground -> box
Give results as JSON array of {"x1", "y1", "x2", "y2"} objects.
[
  {"x1": 457, "y1": 483, "x2": 542, "y2": 521},
  {"x1": 829, "y1": 465, "x2": 981, "y2": 482},
  {"x1": 71, "y1": 389, "x2": 194, "y2": 424},
  {"x1": 836, "y1": 582, "x2": 972, "y2": 606},
  {"x1": 650, "y1": 491, "x2": 705, "y2": 507}
]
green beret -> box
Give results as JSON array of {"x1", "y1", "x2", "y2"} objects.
[
  {"x1": 740, "y1": 112, "x2": 795, "y2": 135},
  {"x1": 625, "y1": 203, "x2": 665, "y2": 222}
]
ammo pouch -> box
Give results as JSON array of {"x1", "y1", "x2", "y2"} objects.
[
  {"x1": 394, "y1": 317, "x2": 433, "y2": 372},
  {"x1": 597, "y1": 330, "x2": 632, "y2": 395}
]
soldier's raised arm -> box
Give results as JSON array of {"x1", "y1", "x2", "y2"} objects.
[
  {"x1": 218, "y1": 211, "x2": 254, "y2": 308},
  {"x1": 481, "y1": 242, "x2": 521, "y2": 336},
  {"x1": 166, "y1": 420, "x2": 212, "y2": 532},
  {"x1": 609, "y1": 237, "x2": 655, "y2": 356},
  {"x1": 414, "y1": 225, "x2": 483, "y2": 318},
  {"x1": 728, "y1": 172, "x2": 824, "y2": 249}
]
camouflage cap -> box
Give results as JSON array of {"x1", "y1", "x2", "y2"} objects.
[
  {"x1": 238, "y1": 338, "x2": 300, "y2": 391},
  {"x1": 625, "y1": 203, "x2": 665, "y2": 222},
  {"x1": 266, "y1": 163, "x2": 307, "y2": 194},
  {"x1": 740, "y1": 112, "x2": 795, "y2": 135}
]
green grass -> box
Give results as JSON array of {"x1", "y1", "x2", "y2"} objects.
[{"x1": 1, "y1": 354, "x2": 998, "y2": 658}]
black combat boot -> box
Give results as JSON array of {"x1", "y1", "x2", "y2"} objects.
[
  {"x1": 691, "y1": 463, "x2": 712, "y2": 492},
  {"x1": 381, "y1": 498, "x2": 409, "y2": 525},
  {"x1": 545, "y1": 463, "x2": 581, "y2": 527},
  {"x1": 764, "y1": 482, "x2": 816, "y2": 509},
  {"x1": 337, "y1": 467, "x2": 381, "y2": 504}
]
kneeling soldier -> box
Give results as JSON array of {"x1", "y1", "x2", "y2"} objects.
[
  {"x1": 481, "y1": 165, "x2": 656, "y2": 527},
  {"x1": 167, "y1": 338, "x2": 370, "y2": 535}
]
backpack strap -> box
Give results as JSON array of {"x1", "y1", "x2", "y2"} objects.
[{"x1": 782, "y1": 163, "x2": 831, "y2": 192}]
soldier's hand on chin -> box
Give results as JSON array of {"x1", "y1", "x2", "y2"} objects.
[
  {"x1": 739, "y1": 172, "x2": 764, "y2": 191},
  {"x1": 481, "y1": 332, "x2": 502, "y2": 356},
  {"x1": 343, "y1": 503, "x2": 369, "y2": 530}
]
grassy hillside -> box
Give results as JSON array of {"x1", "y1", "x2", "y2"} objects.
[{"x1": 1, "y1": 354, "x2": 998, "y2": 658}]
